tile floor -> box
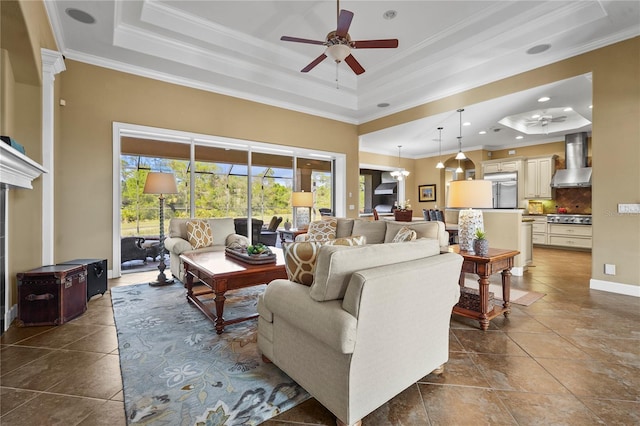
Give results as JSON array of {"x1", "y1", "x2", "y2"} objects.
[{"x1": 1, "y1": 247, "x2": 638, "y2": 425}]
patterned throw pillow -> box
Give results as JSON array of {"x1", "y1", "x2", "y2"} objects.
[
  {"x1": 324, "y1": 235, "x2": 367, "y2": 246},
  {"x1": 392, "y1": 226, "x2": 417, "y2": 243},
  {"x1": 186, "y1": 220, "x2": 214, "y2": 249},
  {"x1": 283, "y1": 241, "x2": 324, "y2": 286},
  {"x1": 306, "y1": 218, "x2": 338, "y2": 242}
]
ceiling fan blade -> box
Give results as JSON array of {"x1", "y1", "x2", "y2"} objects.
[
  {"x1": 352, "y1": 39, "x2": 399, "y2": 49},
  {"x1": 344, "y1": 54, "x2": 365, "y2": 75},
  {"x1": 301, "y1": 53, "x2": 327, "y2": 73},
  {"x1": 336, "y1": 9, "x2": 354, "y2": 37},
  {"x1": 280, "y1": 36, "x2": 325, "y2": 45}
]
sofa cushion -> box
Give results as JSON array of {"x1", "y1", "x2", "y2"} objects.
[
  {"x1": 310, "y1": 238, "x2": 441, "y2": 302},
  {"x1": 186, "y1": 220, "x2": 214, "y2": 249},
  {"x1": 307, "y1": 218, "x2": 337, "y2": 242},
  {"x1": 283, "y1": 241, "x2": 324, "y2": 286},
  {"x1": 392, "y1": 226, "x2": 417, "y2": 243},
  {"x1": 336, "y1": 218, "x2": 355, "y2": 238},
  {"x1": 351, "y1": 220, "x2": 387, "y2": 244},
  {"x1": 384, "y1": 220, "x2": 441, "y2": 244},
  {"x1": 325, "y1": 235, "x2": 367, "y2": 246}
]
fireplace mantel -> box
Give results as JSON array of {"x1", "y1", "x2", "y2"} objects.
[{"x1": 0, "y1": 142, "x2": 47, "y2": 189}]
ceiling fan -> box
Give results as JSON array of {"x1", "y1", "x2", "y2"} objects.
[
  {"x1": 525, "y1": 114, "x2": 567, "y2": 128},
  {"x1": 280, "y1": 1, "x2": 399, "y2": 75}
]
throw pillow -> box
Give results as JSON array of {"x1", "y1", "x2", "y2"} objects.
[
  {"x1": 186, "y1": 220, "x2": 214, "y2": 249},
  {"x1": 283, "y1": 241, "x2": 324, "y2": 286},
  {"x1": 392, "y1": 226, "x2": 417, "y2": 243},
  {"x1": 324, "y1": 235, "x2": 367, "y2": 246},
  {"x1": 306, "y1": 218, "x2": 338, "y2": 242}
]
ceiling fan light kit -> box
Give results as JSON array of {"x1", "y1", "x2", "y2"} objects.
[
  {"x1": 455, "y1": 108, "x2": 466, "y2": 160},
  {"x1": 280, "y1": 1, "x2": 398, "y2": 76}
]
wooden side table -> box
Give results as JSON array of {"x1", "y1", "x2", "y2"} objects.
[
  {"x1": 278, "y1": 229, "x2": 307, "y2": 245},
  {"x1": 448, "y1": 245, "x2": 520, "y2": 330}
]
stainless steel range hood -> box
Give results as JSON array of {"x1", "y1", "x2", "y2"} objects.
[
  {"x1": 550, "y1": 132, "x2": 592, "y2": 188},
  {"x1": 374, "y1": 172, "x2": 398, "y2": 195}
]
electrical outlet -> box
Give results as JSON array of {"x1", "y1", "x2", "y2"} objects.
[
  {"x1": 349, "y1": 204, "x2": 355, "y2": 210},
  {"x1": 508, "y1": 150, "x2": 516, "y2": 155},
  {"x1": 604, "y1": 264, "x2": 616, "y2": 275}
]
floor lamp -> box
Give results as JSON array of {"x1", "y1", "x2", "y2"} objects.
[
  {"x1": 292, "y1": 191, "x2": 313, "y2": 230},
  {"x1": 447, "y1": 180, "x2": 493, "y2": 253},
  {"x1": 143, "y1": 172, "x2": 178, "y2": 286}
]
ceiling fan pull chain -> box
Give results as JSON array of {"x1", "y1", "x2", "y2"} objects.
[{"x1": 336, "y1": 62, "x2": 339, "y2": 89}]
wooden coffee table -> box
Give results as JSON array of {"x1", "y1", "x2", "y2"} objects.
[
  {"x1": 448, "y1": 245, "x2": 520, "y2": 330},
  {"x1": 180, "y1": 248, "x2": 287, "y2": 334}
]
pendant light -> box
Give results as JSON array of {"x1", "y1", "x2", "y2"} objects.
[
  {"x1": 390, "y1": 145, "x2": 410, "y2": 180},
  {"x1": 455, "y1": 108, "x2": 466, "y2": 160},
  {"x1": 435, "y1": 127, "x2": 445, "y2": 169}
]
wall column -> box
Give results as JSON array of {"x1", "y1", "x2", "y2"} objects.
[{"x1": 41, "y1": 49, "x2": 65, "y2": 265}]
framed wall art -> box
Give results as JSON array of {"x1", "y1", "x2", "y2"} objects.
[{"x1": 418, "y1": 184, "x2": 436, "y2": 202}]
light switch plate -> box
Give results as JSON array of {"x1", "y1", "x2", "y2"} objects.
[{"x1": 618, "y1": 204, "x2": 640, "y2": 214}]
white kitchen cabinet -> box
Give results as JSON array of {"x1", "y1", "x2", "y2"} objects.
[
  {"x1": 548, "y1": 224, "x2": 592, "y2": 249},
  {"x1": 525, "y1": 155, "x2": 557, "y2": 199},
  {"x1": 525, "y1": 215, "x2": 548, "y2": 245},
  {"x1": 482, "y1": 159, "x2": 521, "y2": 175}
]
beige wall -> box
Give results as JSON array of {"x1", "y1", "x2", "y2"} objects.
[
  {"x1": 0, "y1": 0, "x2": 57, "y2": 306},
  {"x1": 55, "y1": 60, "x2": 360, "y2": 267},
  {"x1": 362, "y1": 38, "x2": 640, "y2": 289},
  {"x1": 5, "y1": 0, "x2": 639, "y2": 299}
]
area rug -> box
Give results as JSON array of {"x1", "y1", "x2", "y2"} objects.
[
  {"x1": 463, "y1": 277, "x2": 545, "y2": 306},
  {"x1": 111, "y1": 283, "x2": 309, "y2": 425}
]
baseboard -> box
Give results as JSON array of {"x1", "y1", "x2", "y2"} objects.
[
  {"x1": 4, "y1": 304, "x2": 17, "y2": 330},
  {"x1": 590, "y1": 279, "x2": 640, "y2": 297}
]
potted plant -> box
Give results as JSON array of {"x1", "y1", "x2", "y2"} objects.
[
  {"x1": 284, "y1": 218, "x2": 291, "y2": 230},
  {"x1": 473, "y1": 228, "x2": 489, "y2": 256}
]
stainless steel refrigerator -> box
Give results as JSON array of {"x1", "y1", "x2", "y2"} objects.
[{"x1": 483, "y1": 172, "x2": 518, "y2": 208}]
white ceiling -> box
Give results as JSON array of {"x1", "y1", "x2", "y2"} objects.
[{"x1": 45, "y1": 1, "x2": 640, "y2": 157}]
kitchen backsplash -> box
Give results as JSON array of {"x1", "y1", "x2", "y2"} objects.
[{"x1": 528, "y1": 187, "x2": 592, "y2": 214}]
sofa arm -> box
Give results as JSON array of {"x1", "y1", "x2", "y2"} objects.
[
  {"x1": 164, "y1": 237, "x2": 192, "y2": 255},
  {"x1": 263, "y1": 279, "x2": 357, "y2": 354}
]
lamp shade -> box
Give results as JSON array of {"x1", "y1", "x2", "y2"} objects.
[
  {"x1": 291, "y1": 191, "x2": 313, "y2": 207},
  {"x1": 143, "y1": 172, "x2": 178, "y2": 195},
  {"x1": 447, "y1": 180, "x2": 493, "y2": 209}
]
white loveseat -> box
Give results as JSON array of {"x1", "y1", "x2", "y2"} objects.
[
  {"x1": 258, "y1": 238, "x2": 463, "y2": 426},
  {"x1": 164, "y1": 218, "x2": 247, "y2": 283}
]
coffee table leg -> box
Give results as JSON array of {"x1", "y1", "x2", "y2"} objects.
[
  {"x1": 214, "y1": 279, "x2": 227, "y2": 334},
  {"x1": 478, "y1": 274, "x2": 490, "y2": 331},
  {"x1": 185, "y1": 265, "x2": 194, "y2": 303},
  {"x1": 501, "y1": 268, "x2": 512, "y2": 317}
]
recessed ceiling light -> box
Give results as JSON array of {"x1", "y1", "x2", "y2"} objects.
[
  {"x1": 538, "y1": 96, "x2": 551, "y2": 102},
  {"x1": 479, "y1": 130, "x2": 487, "y2": 135},
  {"x1": 563, "y1": 107, "x2": 573, "y2": 112},
  {"x1": 383, "y1": 10, "x2": 397, "y2": 20},
  {"x1": 589, "y1": 105, "x2": 593, "y2": 109},
  {"x1": 532, "y1": 114, "x2": 541, "y2": 119},
  {"x1": 526, "y1": 44, "x2": 551, "y2": 55},
  {"x1": 65, "y1": 8, "x2": 96, "y2": 24},
  {"x1": 463, "y1": 122, "x2": 471, "y2": 126},
  {"x1": 377, "y1": 102, "x2": 390, "y2": 108},
  {"x1": 516, "y1": 136, "x2": 524, "y2": 140}
]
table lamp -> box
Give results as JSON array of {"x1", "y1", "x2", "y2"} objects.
[
  {"x1": 143, "y1": 172, "x2": 178, "y2": 286},
  {"x1": 447, "y1": 180, "x2": 493, "y2": 253},
  {"x1": 291, "y1": 191, "x2": 313, "y2": 230}
]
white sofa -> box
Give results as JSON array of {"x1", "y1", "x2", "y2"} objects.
[
  {"x1": 164, "y1": 218, "x2": 247, "y2": 283},
  {"x1": 258, "y1": 238, "x2": 463, "y2": 426},
  {"x1": 297, "y1": 217, "x2": 450, "y2": 249}
]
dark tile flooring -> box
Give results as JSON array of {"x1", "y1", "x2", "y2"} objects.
[{"x1": 1, "y1": 247, "x2": 638, "y2": 425}]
